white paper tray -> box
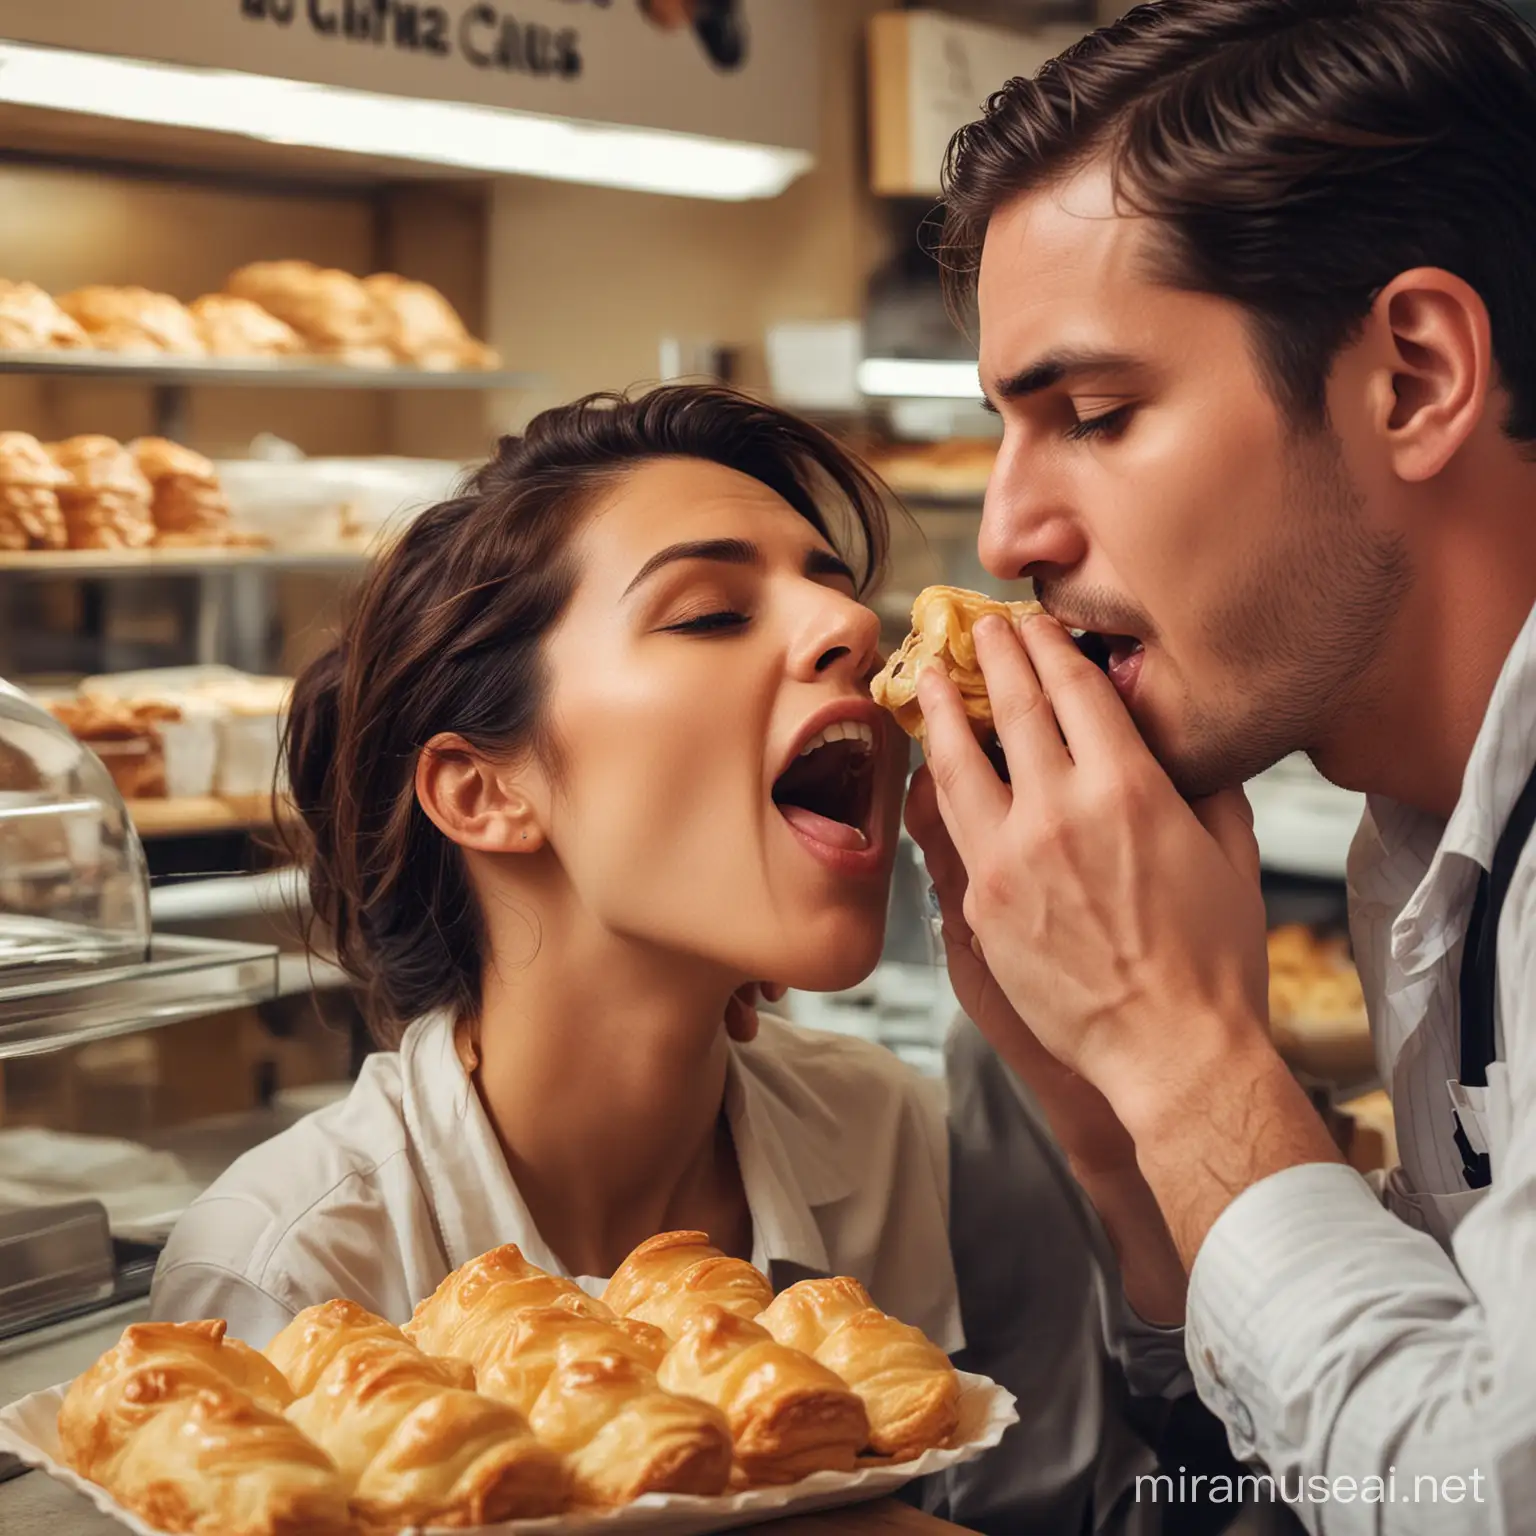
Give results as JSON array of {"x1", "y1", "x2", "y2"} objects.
[{"x1": 0, "y1": 1372, "x2": 1015, "y2": 1535}]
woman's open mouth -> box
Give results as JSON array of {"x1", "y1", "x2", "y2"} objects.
[{"x1": 771, "y1": 720, "x2": 880, "y2": 866}]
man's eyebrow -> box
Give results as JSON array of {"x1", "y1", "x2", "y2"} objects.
[
  {"x1": 985, "y1": 348, "x2": 1143, "y2": 408},
  {"x1": 623, "y1": 538, "x2": 759, "y2": 597}
]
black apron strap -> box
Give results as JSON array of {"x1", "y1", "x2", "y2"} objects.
[{"x1": 1454, "y1": 757, "x2": 1536, "y2": 1187}]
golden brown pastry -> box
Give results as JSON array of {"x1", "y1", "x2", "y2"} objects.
[
  {"x1": 48, "y1": 696, "x2": 179, "y2": 799},
  {"x1": 529, "y1": 1352, "x2": 734, "y2": 1506},
  {"x1": 264, "y1": 1298, "x2": 414, "y2": 1399},
  {"x1": 758, "y1": 1278, "x2": 959, "y2": 1460},
  {"x1": 128, "y1": 436, "x2": 231, "y2": 543},
  {"x1": 189, "y1": 293, "x2": 304, "y2": 358},
  {"x1": 225, "y1": 261, "x2": 388, "y2": 359},
  {"x1": 601, "y1": 1229, "x2": 773, "y2": 1338},
  {"x1": 0, "y1": 279, "x2": 89, "y2": 351},
  {"x1": 405, "y1": 1242, "x2": 613, "y2": 1360},
  {"x1": 48, "y1": 435, "x2": 156, "y2": 551},
  {"x1": 361, "y1": 273, "x2": 499, "y2": 371},
  {"x1": 283, "y1": 1313, "x2": 566, "y2": 1527},
  {"x1": 472, "y1": 1305, "x2": 667, "y2": 1417},
  {"x1": 871, "y1": 585, "x2": 1042, "y2": 746},
  {"x1": 656, "y1": 1305, "x2": 869, "y2": 1485},
  {"x1": 56, "y1": 286, "x2": 205, "y2": 356},
  {"x1": 56, "y1": 1319, "x2": 349, "y2": 1536},
  {"x1": 0, "y1": 430, "x2": 68, "y2": 551}
]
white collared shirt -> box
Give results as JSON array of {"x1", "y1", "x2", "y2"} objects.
[
  {"x1": 151, "y1": 1012, "x2": 963, "y2": 1354},
  {"x1": 1183, "y1": 598, "x2": 1536, "y2": 1533}
]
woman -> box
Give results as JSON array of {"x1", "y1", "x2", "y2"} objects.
[{"x1": 151, "y1": 386, "x2": 1179, "y2": 1532}]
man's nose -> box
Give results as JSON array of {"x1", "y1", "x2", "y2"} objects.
[{"x1": 978, "y1": 447, "x2": 1086, "y2": 582}]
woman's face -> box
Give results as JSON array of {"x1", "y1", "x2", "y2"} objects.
[{"x1": 534, "y1": 456, "x2": 906, "y2": 992}]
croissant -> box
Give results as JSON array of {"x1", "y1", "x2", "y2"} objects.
[
  {"x1": 404, "y1": 1242, "x2": 612, "y2": 1362},
  {"x1": 655, "y1": 1305, "x2": 869, "y2": 1485},
  {"x1": 264, "y1": 1299, "x2": 413, "y2": 1399},
  {"x1": 871, "y1": 586, "x2": 1043, "y2": 746},
  {"x1": 602, "y1": 1230, "x2": 773, "y2": 1338},
  {"x1": 472, "y1": 1305, "x2": 667, "y2": 1417},
  {"x1": 529, "y1": 1352, "x2": 735, "y2": 1506},
  {"x1": 283, "y1": 1311, "x2": 566, "y2": 1527},
  {"x1": 758, "y1": 1278, "x2": 960, "y2": 1460},
  {"x1": 57, "y1": 1321, "x2": 351, "y2": 1536}
]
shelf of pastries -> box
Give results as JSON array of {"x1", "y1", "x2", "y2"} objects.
[
  {"x1": 864, "y1": 437, "x2": 999, "y2": 507},
  {"x1": 0, "y1": 265, "x2": 530, "y2": 387},
  {"x1": 1267, "y1": 923, "x2": 1376, "y2": 1088}
]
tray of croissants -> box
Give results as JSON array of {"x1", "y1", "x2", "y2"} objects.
[{"x1": 0, "y1": 1231, "x2": 1016, "y2": 1536}]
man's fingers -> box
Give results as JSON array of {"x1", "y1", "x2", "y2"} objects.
[
  {"x1": 971, "y1": 615, "x2": 1071, "y2": 782},
  {"x1": 1018, "y1": 615, "x2": 1145, "y2": 763},
  {"x1": 915, "y1": 665, "x2": 1010, "y2": 866},
  {"x1": 1192, "y1": 788, "x2": 1262, "y2": 886}
]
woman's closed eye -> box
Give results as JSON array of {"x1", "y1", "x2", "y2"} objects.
[{"x1": 662, "y1": 609, "x2": 750, "y2": 635}]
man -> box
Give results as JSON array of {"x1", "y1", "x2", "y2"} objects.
[{"x1": 905, "y1": 1, "x2": 1536, "y2": 1530}]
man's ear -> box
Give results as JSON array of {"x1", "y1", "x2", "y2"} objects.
[
  {"x1": 415, "y1": 734, "x2": 547, "y2": 854},
  {"x1": 1361, "y1": 267, "x2": 1493, "y2": 483}
]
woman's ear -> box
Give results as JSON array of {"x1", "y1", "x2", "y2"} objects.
[
  {"x1": 415, "y1": 733, "x2": 547, "y2": 854},
  {"x1": 1364, "y1": 267, "x2": 1493, "y2": 483}
]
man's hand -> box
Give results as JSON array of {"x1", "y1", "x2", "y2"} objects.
[{"x1": 915, "y1": 612, "x2": 1342, "y2": 1263}]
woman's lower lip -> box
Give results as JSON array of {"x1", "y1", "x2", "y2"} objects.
[
  {"x1": 777, "y1": 808, "x2": 886, "y2": 876},
  {"x1": 1107, "y1": 644, "x2": 1145, "y2": 698}
]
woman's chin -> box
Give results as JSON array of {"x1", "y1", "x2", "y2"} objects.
[{"x1": 773, "y1": 931, "x2": 885, "y2": 997}]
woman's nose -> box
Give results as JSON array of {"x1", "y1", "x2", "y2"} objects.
[{"x1": 790, "y1": 590, "x2": 882, "y2": 683}]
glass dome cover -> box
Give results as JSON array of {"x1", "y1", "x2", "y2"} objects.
[{"x1": 0, "y1": 678, "x2": 150, "y2": 976}]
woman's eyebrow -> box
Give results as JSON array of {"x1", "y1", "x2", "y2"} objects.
[
  {"x1": 806, "y1": 548, "x2": 855, "y2": 584},
  {"x1": 623, "y1": 537, "x2": 759, "y2": 597}
]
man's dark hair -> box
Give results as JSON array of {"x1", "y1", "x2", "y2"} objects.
[{"x1": 941, "y1": 0, "x2": 1536, "y2": 442}]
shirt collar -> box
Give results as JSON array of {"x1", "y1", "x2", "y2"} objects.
[
  {"x1": 1360, "y1": 598, "x2": 1536, "y2": 974},
  {"x1": 398, "y1": 1011, "x2": 858, "y2": 1283}
]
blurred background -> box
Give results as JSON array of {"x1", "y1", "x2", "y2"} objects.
[{"x1": 0, "y1": 0, "x2": 1392, "y2": 1342}]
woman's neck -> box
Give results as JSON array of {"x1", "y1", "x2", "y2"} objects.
[{"x1": 464, "y1": 889, "x2": 753, "y2": 1279}]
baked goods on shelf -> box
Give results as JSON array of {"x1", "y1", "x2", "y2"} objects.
[
  {"x1": 272, "y1": 1303, "x2": 566, "y2": 1528},
  {"x1": 189, "y1": 294, "x2": 305, "y2": 358},
  {"x1": 866, "y1": 438, "x2": 998, "y2": 502},
  {"x1": 57, "y1": 1319, "x2": 352, "y2": 1536},
  {"x1": 0, "y1": 430, "x2": 69, "y2": 551},
  {"x1": 872, "y1": 585, "x2": 1043, "y2": 746},
  {"x1": 130, "y1": 437, "x2": 233, "y2": 544},
  {"x1": 602, "y1": 1229, "x2": 775, "y2": 1337},
  {"x1": 0, "y1": 279, "x2": 89, "y2": 351},
  {"x1": 656, "y1": 1305, "x2": 870, "y2": 1485},
  {"x1": 55, "y1": 287, "x2": 205, "y2": 356},
  {"x1": 224, "y1": 261, "x2": 393, "y2": 366},
  {"x1": 362, "y1": 273, "x2": 500, "y2": 371},
  {"x1": 759, "y1": 1278, "x2": 960, "y2": 1460},
  {"x1": 55, "y1": 1233, "x2": 965, "y2": 1529},
  {"x1": 47, "y1": 434, "x2": 157, "y2": 551},
  {"x1": 46, "y1": 696, "x2": 180, "y2": 799},
  {"x1": 1266, "y1": 923, "x2": 1374, "y2": 1083}
]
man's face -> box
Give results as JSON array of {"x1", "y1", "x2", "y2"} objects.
[{"x1": 976, "y1": 166, "x2": 1411, "y2": 797}]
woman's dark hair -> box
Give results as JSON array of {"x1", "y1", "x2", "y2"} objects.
[
  {"x1": 283, "y1": 385, "x2": 892, "y2": 1046},
  {"x1": 939, "y1": 0, "x2": 1536, "y2": 442}
]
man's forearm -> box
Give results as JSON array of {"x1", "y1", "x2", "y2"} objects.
[{"x1": 1068, "y1": 1158, "x2": 1189, "y2": 1326}]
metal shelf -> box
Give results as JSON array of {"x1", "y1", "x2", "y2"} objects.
[
  {"x1": 0, "y1": 350, "x2": 536, "y2": 392},
  {"x1": 0, "y1": 934, "x2": 278, "y2": 1061}
]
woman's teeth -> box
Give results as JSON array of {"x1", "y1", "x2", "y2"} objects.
[{"x1": 798, "y1": 720, "x2": 875, "y2": 757}]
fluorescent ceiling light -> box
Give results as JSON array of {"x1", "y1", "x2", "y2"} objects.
[
  {"x1": 0, "y1": 41, "x2": 811, "y2": 201},
  {"x1": 858, "y1": 358, "x2": 983, "y2": 400}
]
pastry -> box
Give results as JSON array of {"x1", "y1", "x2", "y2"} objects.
[
  {"x1": 48, "y1": 435, "x2": 156, "y2": 551},
  {"x1": 871, "y1": 585, "x2": 1042, "y2": 747},
  {"x1": 362, "y1": 273, "x2": 500, "y2": 371},
  {"x1": 281, "y1": 1307, "x2": 566, "y2": 1527},
  {"x1": 264, "y1": 1298, "x2": 413, "y2": 1399},
  {"x1": 529, "y1": 1352, "x2": 734, "y2": 1506},
  {"x1": 759, "y1": 1278, "x2": 960, "y2": 1459},
  {"x1": 189, "y1": 294, "x2": 304, "y2": 358},
  {"x1": 601, "y1": 1229, "x2": 773, "y2": 1338},
  {"x1": 129, "y1": 437, "x2": 231, "y2": 543},
  {"x1": 0, "y1": 430, "x2": 69, "y2": 551},
  {"x1": 56, "y1": 287, "x2": 205, "y2": 356},
  {"x1": 656, "y1": 1305, "x2": 869, "y2": 1485},
  {"x1": 472, "y1": 1305, "x2": 667, "y2": 1417},
  {"x1": 48, "y1": 696, "x2": 179, "y2": 799},
  {"x1": 0, "y1": 279, "x2": 89, "y2": 351},
  {"x1": 56, "y1": 1319, "x2": 350, "y2": 1536},
  {"x1": 224, "y1": 261, "x2": 389, "y2": 359},
  {"x1": 404, "y1": 1242, "x2": 613, "y2": 1361}
]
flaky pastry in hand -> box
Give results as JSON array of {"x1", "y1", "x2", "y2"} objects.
[
  {"x1": 656, "y1": 1305, "x2": 869, "y2": 1486},
  {"x1": 529, "y1": 1352, "x2": 734, "y2": 1506},
  {"x1": 759, "y1": 1278, "x2": 960, "y2": 1460},
  {"x1": 279, "y1": 1305, "x2": 565, "y2": 1528},
  {"x1": 871, "y1": 585, "x2": 1043, "y2": 747},
  {"x1": 57, "y1": 1320, "x2": 351, "y2": 1536},
  {"x1": 602, "y1": 1229, "x2": 773, "y2": 1339}
]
